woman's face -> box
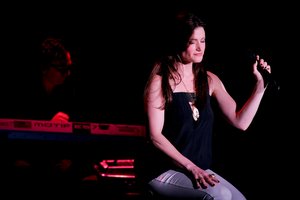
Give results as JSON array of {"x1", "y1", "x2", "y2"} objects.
[{"x1": 181, "y1": 27, "x2": 206, "y2": 64}]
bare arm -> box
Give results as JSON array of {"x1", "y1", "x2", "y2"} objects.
[
  {"x1": 210, "y1": 56, "x2": 270, "y2": 130},
  {"x1": 147, "y1": 75, "x2": 192, "y2": 168}
]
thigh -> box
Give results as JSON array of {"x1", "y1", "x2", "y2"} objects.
[
  {"x1": 149, "y1": 170, "x2": 213, "y2": 199},
  {"x1": 204, "y1": 169, "x2": 246, "y2": 200}
]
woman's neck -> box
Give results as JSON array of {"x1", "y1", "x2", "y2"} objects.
[{"x1": 178, "y1": 62, "x2": 193, "y2": 78}]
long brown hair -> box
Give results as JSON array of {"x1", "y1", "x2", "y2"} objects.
[{"x1": 144, "y1": 11, "x2": 208, "y2": 111}]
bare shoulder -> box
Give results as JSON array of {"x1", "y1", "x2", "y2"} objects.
[
  {"x1": 148, "y1": 74, "x2": 163, "y2": 93},
  {"x1": 207, "y1": 71, "x2": 219, "y2": 79},
  {"x1": 207, "y1": 71, "x2": 223, "y2": 83},
  {"x1": 151, "y1": 74, "x2": 162, "y2": 86},
  {"x1": 207, "y1": 71, "x2": 217, "y2": 77},
  {"x1": 207, "y1": 71, "x2": 223, "y2": 95},
  {"x1": 147, "y1": 74, "x2": 164, "y2": 106}
]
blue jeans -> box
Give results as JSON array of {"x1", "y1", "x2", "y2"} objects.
[{"x1": 149, "y1": 169, "x2": 246, "y2": 200}]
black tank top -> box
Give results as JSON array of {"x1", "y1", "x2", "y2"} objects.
[
  {"x1": 163, "y1": 92, "x2": 214, "y2": 170},
  {"x1": 140, "y1": 89, "x2": 214, "y2": 182}
]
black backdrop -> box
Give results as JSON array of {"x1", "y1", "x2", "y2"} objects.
[{"x1": 1, "y1": 1, "x2": 297, "y2": 199}]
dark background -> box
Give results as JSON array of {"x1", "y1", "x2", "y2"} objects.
[{"x1": 1, "y1": 1, "x2": 297, "y2": 199}]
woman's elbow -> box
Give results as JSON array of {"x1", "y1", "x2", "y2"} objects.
[
  {"x1": 150, "y1": 134, "x2": 164, "y2": 147},
  {"x1": 230, "y1": 120, "x2": 249, "y2": 131},
  {"x1": 239, "y1": 126, "x2": 248, "y2": 131},
  {"x1": 235, "y1": 123, "x2": 249, "y2": 131}
]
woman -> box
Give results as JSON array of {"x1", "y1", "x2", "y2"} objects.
[{"x1": 143, "y1": 11, "x2": 271, "y2": 199}]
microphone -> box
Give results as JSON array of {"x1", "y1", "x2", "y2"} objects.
[
  {"x1": 248, "y1": 50, "x2": 280, "y2": 91},
  {"x1": 258, "y1": 66, "x2": 279, "y2": 90}
]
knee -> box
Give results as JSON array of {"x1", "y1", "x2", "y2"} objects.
[{"x1": 213, "y1": 185, "x2": 232, "y2": 200}]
